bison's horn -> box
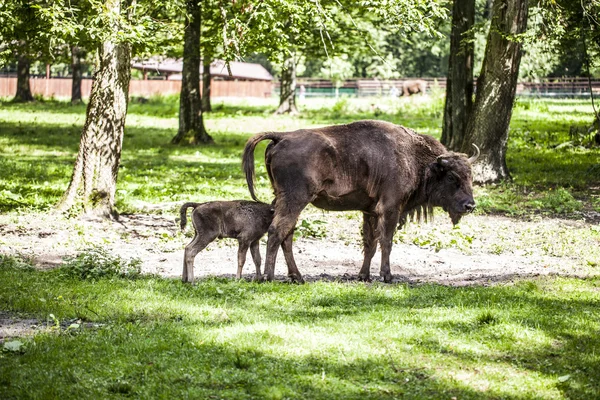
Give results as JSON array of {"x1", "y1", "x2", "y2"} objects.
[{"x1": 467, "y1": 144, "x2": 480, "y2": 164}]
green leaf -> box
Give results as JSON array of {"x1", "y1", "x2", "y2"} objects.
[
  {"x1": 558, "y1": 374, "x2": 570, "y2": 383},
  {"x1": 3, "y1": 340, "x2": 24, "y2": 352}
]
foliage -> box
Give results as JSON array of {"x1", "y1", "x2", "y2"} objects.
[
  {"x1": 294, "y1": 219, "x2": 328, "y2": 239},
  {"x1": 0, "y1": 96, "x2": 598, "y2": 216},
  {"x1": 60, "y1": 247, "x2": 142, "y2": 280},
  {"x1": 0, "y1": 265, "x2": 599, "y2": 398}
]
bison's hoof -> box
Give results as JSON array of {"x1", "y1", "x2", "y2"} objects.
[
  {"x1": 289, "y1": 274, "x2": 305, "y2": 284},
  {"x1": 382, "y1": 273, "x2": 394, "y2": 283},
  {"x1": 357, "y1": 274, "x2": 372, "y2": 282},
  {"x1": 252, "y1": 274, "x2": 262, "y2": 282}
]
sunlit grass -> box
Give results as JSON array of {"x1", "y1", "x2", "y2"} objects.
[
  {"x1": 1, "y1": 258, "x2": 599, "y2": 398},
  {"x1": 0, "y1": 95, "x2": 598, "y2": 215}
]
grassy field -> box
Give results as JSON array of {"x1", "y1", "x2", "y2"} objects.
[
  {"x1": 1, "y1": 258, "x2": 599, "y2": 399},
  {"x1": 0, "y1": 95, "x2": 598, "y2": 215},
  {"x1": 1, "y1": 95, "x2": 600, "y2": 399}
]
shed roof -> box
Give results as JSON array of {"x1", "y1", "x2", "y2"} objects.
[{"x1": 132, "y1": 59, "x2": 273, "y2": 81}]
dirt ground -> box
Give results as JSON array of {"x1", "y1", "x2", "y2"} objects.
[
  {"x1": 1, "y1": 209, "x2": 596, "y2": 285},
  {"x1": 1, "y1": 209, "x2": 598, "y2": 342}
]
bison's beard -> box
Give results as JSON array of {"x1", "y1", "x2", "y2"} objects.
[{"x1": 449, "y1": 211, "x2": 463, "y2": 225}]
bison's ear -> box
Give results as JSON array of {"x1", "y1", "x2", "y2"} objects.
[
  {"x1": 437, "y1": 156, "x2": 450, "y2": 166},
  {"x1": 430, "y1": 157, "x2": 447, "y2": 176}
]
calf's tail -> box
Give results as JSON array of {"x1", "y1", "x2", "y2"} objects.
[
  {"x1": 179, "y1": 202, "x2": 202, "y2": 231},
  {"x1": 242, "y1": 132, "x2": 281, "y2": 202}
]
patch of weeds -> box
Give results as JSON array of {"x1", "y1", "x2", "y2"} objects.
[
  {"x1": 0, "y1": 254, "x2": 35, "y2": 270},
  {"x1": 107, "y1": 379, "x2": 136, "y2": 395},
  {"x1": 526, "y1": 187, "x2": 582, "y2": 214},
  {"x1": 294, "y1": 219, "x2": 327, "y2": 239},
  {"x1": 398, "y1": 225, "x2": 474, "y2": 252},
  {"x1": 60, "y1": 247, "x2": 142, "y2": 280},
  {"x1": 330, "y1": 97, "x2": 350, "y2": 118},
  {"x1": 475, "y1": 310, "x2": 500, "y2": 326}
]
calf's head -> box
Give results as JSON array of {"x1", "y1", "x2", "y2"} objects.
[{"x1": 427, "y1": 145, "x2": 479, "y2": 225}]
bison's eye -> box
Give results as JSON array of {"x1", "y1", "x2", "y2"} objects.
[{"x1": 446, "y1": 174, "x2": 457, "y2": 183}]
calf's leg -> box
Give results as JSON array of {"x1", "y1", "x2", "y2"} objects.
[
  {"x1": 236, "y1": 240, "x2": 250, "y2": 279},
  {"x1": 182, "y1": 231, "x2": 218, "y2": 283},
  {"x1": 249, "y1": 240, "x2": 262, "y2": 280}
]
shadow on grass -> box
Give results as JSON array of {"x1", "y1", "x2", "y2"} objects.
[{"x1": 0, "y1": 265, "x2": 598, "y2": 398}]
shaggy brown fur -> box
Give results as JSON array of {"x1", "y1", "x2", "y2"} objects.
[{"x1": 243, "y1": 120, "x2": 478, "y2": 283}]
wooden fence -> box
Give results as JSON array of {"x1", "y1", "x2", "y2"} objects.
[
  {"x1": 0, "y1": 77, "x2": 273, "y2": 99},
  {"x1": 2, "y1": 76, "x2": 599, "y2": 100}
]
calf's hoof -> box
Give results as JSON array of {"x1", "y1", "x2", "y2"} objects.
[
  {"x1": 381, "y1": 273, "x2": 394, "y2": 283},
  {"x1": 357, "y1": 273, "x2": 372, "y2": 282}
]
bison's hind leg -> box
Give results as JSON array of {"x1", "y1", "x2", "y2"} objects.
[
  {"x1": 263, "y1": 195, "x2": 309, "y2": 282},
  {"x1": 281, "y1": 232, "x2": 304, "y2": 284}
]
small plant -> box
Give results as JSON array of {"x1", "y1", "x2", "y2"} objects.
[
  {"x1": 539, "y1": 187, "x2": 582, "y2": 214},
  {"x1": 60, "y1": 247, "x2": 142, "y2": 280},
  {"x1": 294, "y1": 219, "x2": 327, "y2": 239},
  {"x1": 475, "y1": 310, "x2": 499, "y2": 326},
  {"x1": 0, "y1": 254, "x2": 34, "y2": 270}
]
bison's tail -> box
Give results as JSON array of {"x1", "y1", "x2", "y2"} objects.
[
  {"x1": 242, "y1": 132, "x2": 281, "y2": 202},
  {"x1": 179, "y1": 202, "x2": 202, "y2": 231}
]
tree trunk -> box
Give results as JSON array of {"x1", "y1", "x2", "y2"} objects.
[
  {"x1": 275, "y1": 55, "x2": 298, "y2": 115},
  {"x1": 202, "y1": 61, "x2": 212, "y2": 112},
  {"x1": 71, "y1": 45, "x2": 83, "y2": 104},
  {"x1": 463, "y1": 0, "x2": 529, "y2": 183},
  {"x1": 172, "y1": 0, "x2": 213, "y2": 144},
  {"x1": 441, "y1": 0, "x2": 475, "y2": 150},
  {"x1": 13, "y1": 54, "x2": 34, "y2": 102},
  {"x1": 57, "y1": 8, "x2": 132, "y2": 219}
]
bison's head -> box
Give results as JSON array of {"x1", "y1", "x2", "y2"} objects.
[{"x1": 427, "y1": 145, "x2": 479, "y2": 225}]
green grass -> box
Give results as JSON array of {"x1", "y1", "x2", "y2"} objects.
[
  {"x1": 1, "y1": 96, "x2": 600, "y2": 398},
  {"x1": 0, "y1": 95, "x2": 598, "y2": 216},
  {"x1": 1, "y1": 257, "x2": 599, "y2": 399}
]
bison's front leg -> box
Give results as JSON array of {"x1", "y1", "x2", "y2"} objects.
[
  {"x1": 357, "y1": 213, "x2": 378, "y2": 282},
  {"x1": 378, "y1": 209, "x2": 400, "y2": 283}
]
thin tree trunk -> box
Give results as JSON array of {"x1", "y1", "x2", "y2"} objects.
[
  {"x1": 442, "y1": 0, "x2": 475, "y2": 150},
  {"x1": 463, "y1": 0, "x2": 529, "y2": 183},
  {"x1": 202, "y1": 61, "x2": 212, "y2": 112},
  {"x1": 71, "y1": 45, "x2": 83, "y2": 104},
  {"x1": 13, "y1": 54, "x2": 34, "y2": 102},
  {"x1": 275, "y1": 55, "x2": 298, "y2": 115},
  {"x1": 172, "y1": 0, "x2": 212, "y2": 144},
  {"x1": 57, "y1": 3, "x2": 132, "y2": 219}
]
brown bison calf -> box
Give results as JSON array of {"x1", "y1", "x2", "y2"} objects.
[{"x1": 179, "y1": 201, "x2": 274, "y2": 283}]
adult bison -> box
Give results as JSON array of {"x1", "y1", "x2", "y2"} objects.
[
  {"x1": 243, "y1": 120, "x2": 478, "y2": 283},
  {"x1": 401, "y1": 79, "x2": 427, "y2": 96}
]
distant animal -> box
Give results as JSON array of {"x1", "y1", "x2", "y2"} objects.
[
  {"x1": 401, "y1": 79, "x2": 427, "y2": 96},
  {"x1": 243, "y1": 120, "x2": 479, "y2": 283},
  {"x1": 179, "y1": 200, "x2": 274, "y2": 283}
]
